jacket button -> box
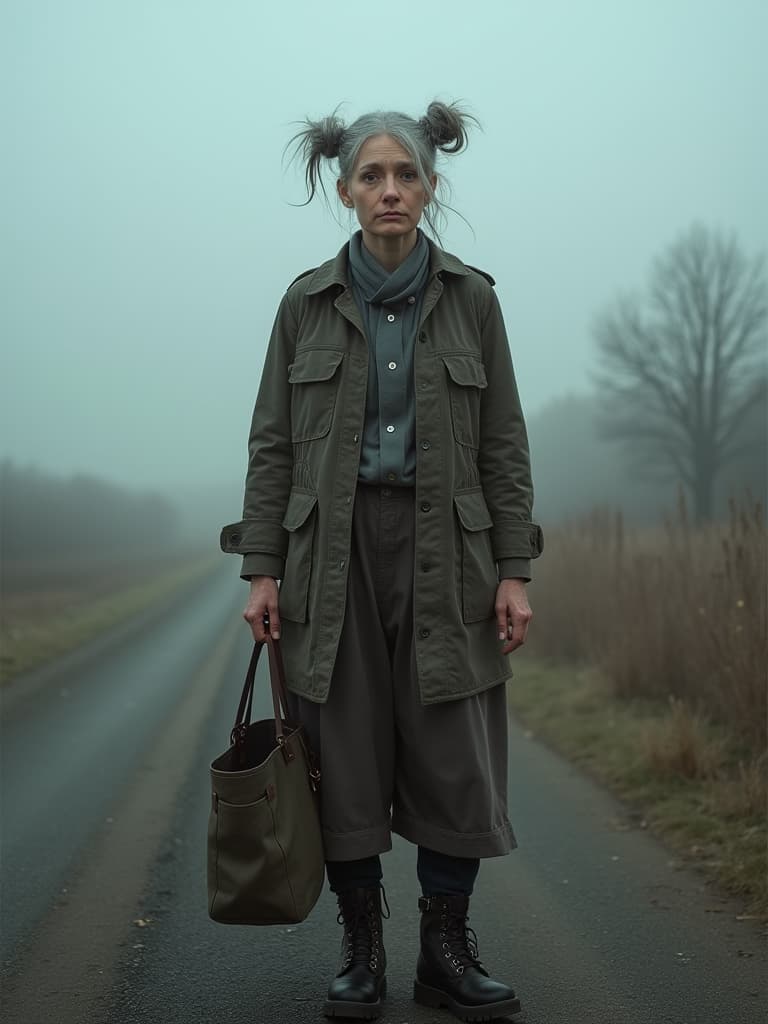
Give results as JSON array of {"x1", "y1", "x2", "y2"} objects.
[
  {"x1": 420, "y1": 628, "x2": 431, "y2": 639},
  {"x1": 421, "y1": 440, "x2": 431, "y2": 450},
  {"x1": 419, "y1": 331, "x2": 427, "y2": 343},
  {"x1": 229, "y1": 533, "x2": 241, "y2": 545},
  {"x1": 420, "y1": 501, "x2": 431, "y2": 512}
]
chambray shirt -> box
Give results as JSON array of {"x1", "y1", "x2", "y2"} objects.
[{"x1": 357, "y1": 294, "x2": 420, "y2": 487}]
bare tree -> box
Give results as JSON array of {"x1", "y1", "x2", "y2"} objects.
[{"x1": 594, "y1": 224, "x2": 767, "y2": 523}]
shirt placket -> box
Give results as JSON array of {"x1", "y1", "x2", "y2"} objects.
[{"x1": 378, "y1": 307, "x2": 404, "y2": 484}]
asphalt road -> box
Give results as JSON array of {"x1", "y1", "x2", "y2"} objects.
[{"x1": 0, "y1": 566, "x2": 764, "y2": 1024}]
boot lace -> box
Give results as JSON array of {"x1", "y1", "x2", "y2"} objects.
[
  {"x1": 337, "y1": 888, "x2": 390, "y2": 971},
  {"x1": 440, "y1": 907, "x2": 481, "y2": 975}
]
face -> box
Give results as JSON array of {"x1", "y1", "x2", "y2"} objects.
[{"x1": 337, "y1": 134, "x2": 436, "y2": 243}]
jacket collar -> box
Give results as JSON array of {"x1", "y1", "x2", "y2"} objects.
[{"x1": 304, "y1": 236, "x2": 470, "y2": 296}]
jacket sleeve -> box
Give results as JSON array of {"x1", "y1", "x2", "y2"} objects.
[
  {"x1": 478, "y1": 289, "x2": 543, "y2": 579},
  {"x1": 219, "y1": 291, "x2": 297, "y2": 580}
]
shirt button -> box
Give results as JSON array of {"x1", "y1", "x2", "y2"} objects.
[
  {"x1": 421, "y1": 440, "x2": 431, "y2": 450},
  {"x1": 419, "y1": 628, "x2": 431, "y2": 639},
  {"x1": 407, "y1": 296, "x2": 416, "y2": 304},
  {"x1": 388, "y1": 361, "x2": 397, "y2": 370},
  {"x1": 386, "y1": 425, "x2": 395, "y2": 433},
  {"x1": 387, "y1": 313, "x2": 396, "y2": 322},
  {"x1": 420, "y1": 501, "x2": 431, "y2": 512},
  {"x1": 386, "y1": 472, "x2": 396, "y2": 481}
]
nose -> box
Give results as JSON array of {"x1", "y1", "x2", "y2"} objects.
[{"x1": 382, "y1": 174, "x2": 400, "y2": 201}]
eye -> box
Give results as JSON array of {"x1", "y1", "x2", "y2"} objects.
[
  {"x1": 401, "y1": 170, "x2": 418, "y2": 182},
  {"x1": 361, "y1": 172, "x2": 378, "y2": 184}
]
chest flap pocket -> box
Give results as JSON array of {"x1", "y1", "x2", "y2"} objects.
[
  {"x1": 442, "y1": 355, "x2": 488, "y2": 449},
  {"x1": 288, "y1": 349, "x2": 344, "y2": 442}
]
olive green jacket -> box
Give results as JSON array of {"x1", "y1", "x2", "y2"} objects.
[{"x1": 221, "y1": 239, "x2": 543, "y2": 704}]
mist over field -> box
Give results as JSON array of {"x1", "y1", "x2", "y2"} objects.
[{"x1": 2, "y1": 0, "x2": 766, "y2": 542}]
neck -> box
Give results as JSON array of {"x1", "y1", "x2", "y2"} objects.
[{"x1": 360, "y1": 228, "x2": 419, "y2": 272}]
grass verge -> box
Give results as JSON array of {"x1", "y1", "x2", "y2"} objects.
[
  {"x1": 508, "y1": 657, "x2": 767, "y2": 919},
  {"x1": 1, "y1": 552, "x2": 221, "y2": 684}
]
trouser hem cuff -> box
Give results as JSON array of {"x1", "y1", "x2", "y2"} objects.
[
  {"x1": 321, "y1": 823, "x2": 393, "y2": 861},
  {"x1": 393, "y1": 811, "x2": 517, "y2": 858}
]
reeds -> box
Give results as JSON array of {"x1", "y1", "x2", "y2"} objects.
[{"x1": 528, "y1": 496, "x2": 767, "y2": 757}]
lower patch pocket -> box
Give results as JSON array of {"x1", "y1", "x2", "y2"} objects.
[
  {"x1": 454, "y1": 490, "x2": 497, "y2": 623},
  {"x1": 279, "y1": 489, "x2": 318, "y2": 623}
]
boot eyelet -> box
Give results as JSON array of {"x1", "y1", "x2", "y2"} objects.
[{"x1": 457, "y1": 965, "x2": 464, "y2": 974}]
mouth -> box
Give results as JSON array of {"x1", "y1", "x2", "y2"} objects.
[{"x1": 379, "y1": 211, "x2": 405, "y2": 219}]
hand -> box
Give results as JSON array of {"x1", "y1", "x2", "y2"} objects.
[
  {"x1": 243, "y1": 576, "x2": 281, "y2": 642},
  {"x1": 495, "y1": 579, "x2": 532, "y2": 655}
]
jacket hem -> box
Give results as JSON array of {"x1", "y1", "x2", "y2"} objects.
[{"x1": 418, "y1": 670, "x2": 513, "y2": 706}]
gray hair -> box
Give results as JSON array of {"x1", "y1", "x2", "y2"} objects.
[{"x1": 286, "y1": 101, "x2": 477, "y2": 240}]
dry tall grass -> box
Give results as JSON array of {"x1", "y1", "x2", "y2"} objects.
[{"x1": 527, "y1": 497, "x2": 767, "y2": 756}]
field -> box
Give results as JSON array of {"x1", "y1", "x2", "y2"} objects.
[
  {"x1": 512, "y1": 498, "x2": 767, "y2": 914},
  {"x1": 0, "y1": 549, "x2": 221, "y2": 684}
]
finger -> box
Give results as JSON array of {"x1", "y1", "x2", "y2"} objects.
[
  {"x1": 504, "y1": 613, "x2": 530, "y2": 654},
  {"x1": 496, "y1": 605, "x2": 508, "y2": 642},
  {"x1": 268, "y1": 596, "x2": 281, "y2": 640},
  {"x1": 243, "y1": 603, "x2": 267, "y2": 642}
]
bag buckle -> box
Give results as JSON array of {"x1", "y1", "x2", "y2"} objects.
[
  {"x1": 277, "y1": 734, "x2": 295, "y2": 764},
  {"x1": 231, "y1": 723, "x2": 248, "y2": 748}
]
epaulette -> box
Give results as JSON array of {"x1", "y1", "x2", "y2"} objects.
[
  {"x1": 465, "y1": 265, "x2": 495, "y2": 287},
  {"x1": 287, "y1": 267, "x2": 318, "y2": 289}
]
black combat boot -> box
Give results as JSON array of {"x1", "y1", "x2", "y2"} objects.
[
  {"x1": 324, "y1": 886, "x2": 389, "y2": 1019},
  {"x1": 413, "y1": 893, "x2": 521, "y2": 1021}
]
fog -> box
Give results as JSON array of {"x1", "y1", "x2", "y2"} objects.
[{"x1": 2, "y1": 0, "x2": 766, "y2": 533}]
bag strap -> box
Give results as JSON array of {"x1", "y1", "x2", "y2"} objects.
[{"x1": 231, "y1": 636, "x2": 291, "y2": 751}]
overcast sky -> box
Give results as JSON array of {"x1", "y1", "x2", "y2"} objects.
[{"x1": 2, "y1": 0, "x2": 766, "y2": 494}]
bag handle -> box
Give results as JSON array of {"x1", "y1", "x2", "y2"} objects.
[{"x1": 230, "y1": 632, "x2": 291, "y2": 752}]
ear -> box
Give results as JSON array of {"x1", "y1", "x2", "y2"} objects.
[
  {"x1": 337, "y1": 178, "x2": 354, "y2": 209},
  {"x1": 424, "y1": 172, "x2": 438, "y2": 205}
]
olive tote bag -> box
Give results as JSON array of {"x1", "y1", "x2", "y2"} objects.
[{"x1": 207, "y1": 637, "x2": 324, "y2": 925}]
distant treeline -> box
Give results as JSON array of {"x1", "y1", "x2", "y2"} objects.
[
  {"x1": 526, "y1": 392, "x2": 766, "y2": 526},
  {"x1": 0, "y1": 460, "x2": 180, "y2": 562}
]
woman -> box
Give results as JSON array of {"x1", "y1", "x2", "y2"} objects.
[{"x1": 221, "y1": 101, "x2": 543, "y2": 1021}]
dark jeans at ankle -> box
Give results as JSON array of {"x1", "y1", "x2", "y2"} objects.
[
  {"x1": 326, "y1": 855, "x2": 383, "y2": 894},
  {"x1": 325, "y1": 847, "x2": 480, "y2": 896},
  {"x1": 417, "y1": 846, "x2": 479, "y2": 896}
]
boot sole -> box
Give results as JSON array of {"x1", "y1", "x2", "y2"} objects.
[
  {"x1": 324, "y1": 977, "x2": 386, "y2": 1019},
  {"x1": 413, "y1": 979, "x2": 522, "y2": 1021}
]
